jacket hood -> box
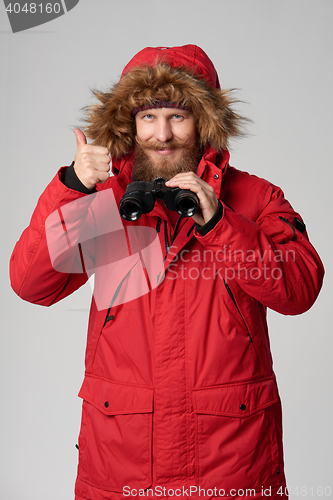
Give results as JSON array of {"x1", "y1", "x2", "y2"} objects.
[
  {"x1": 83, "y1": 45, "x2": 245, "y2": 159},
  {"x1": 121, "y1": 45, "x2": 220, "y2": 89}
]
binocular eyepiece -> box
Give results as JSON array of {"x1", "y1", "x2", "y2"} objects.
[{"x1": 119, "y1": 178, "x2": 199, "y2": 221}]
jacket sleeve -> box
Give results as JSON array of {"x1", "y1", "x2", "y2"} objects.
[
  {"x1": 9, "y1": 168, "x2": 97, "y2": 307},
  {"x1": 194, "y1": 182, "x2": 324, "y2": 315}
]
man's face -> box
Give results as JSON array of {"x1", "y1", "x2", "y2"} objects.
[{"x1": 133, "y1": 107, "x2": 201, "y2": 181}]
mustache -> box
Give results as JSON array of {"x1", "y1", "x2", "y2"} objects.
[{"x1": 135, "y1": 137, "x2": 189, "y2": 151}]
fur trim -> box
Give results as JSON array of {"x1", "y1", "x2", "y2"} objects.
[{"x1": 82, "y1": 63, "x2": 246, "y2": 159}]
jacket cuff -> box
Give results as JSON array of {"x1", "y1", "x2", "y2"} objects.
[
  {"x1": 61, "y1": 162, "x2": 97, "y2": 194},
  {"x1": 195, "y1": 201, "x2": 223, "y2": 236}
]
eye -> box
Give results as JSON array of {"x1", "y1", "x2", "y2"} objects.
[
  {"x1": 173, "y1": 114, "x2": 184, "y2": 120},
  {"x1": 143, "y1": 113, "x2": 154, "y2": 120}
]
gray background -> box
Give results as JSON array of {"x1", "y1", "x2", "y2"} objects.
[{"x1": 1, "y1": 1, "x2": 332, "y2": 498}]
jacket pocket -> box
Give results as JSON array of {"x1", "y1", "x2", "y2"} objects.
[
  {"x1": 192, "y1": 376, "x2": 284, "y2": 491},
  {"x1": 77, "y1": 374, "x2": 154, "y2": 493}
]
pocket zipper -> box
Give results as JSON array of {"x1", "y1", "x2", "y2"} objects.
[
  {"x1": 223, "y1": 279, "x2": 253, "y2": 342},
  {"x1": 278, "y1": 216, "x2": 296, "y2": 241}
]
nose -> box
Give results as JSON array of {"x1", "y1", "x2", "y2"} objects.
[{"x1": 154, "y1": 117, "x2": 173, "y2": 143}]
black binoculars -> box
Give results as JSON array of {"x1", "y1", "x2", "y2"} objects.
[{"x1": 119, "y1": 178, "x2": 199, "y2": 221}]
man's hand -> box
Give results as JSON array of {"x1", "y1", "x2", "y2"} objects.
[
  {"x1": 165, "y1": 172, "x2": 219, "y2": 226},
  {"x1": 73, "y1": 128, "x2": 111, "y2": 190}
]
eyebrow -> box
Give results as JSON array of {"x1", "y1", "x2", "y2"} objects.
[{"x1": 137, "y1": 109, "x2": 191, "y2": 117}]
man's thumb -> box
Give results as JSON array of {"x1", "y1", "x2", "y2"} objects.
[{"x1": 73, "y1": 128, "x2": 87, "y2": 147}]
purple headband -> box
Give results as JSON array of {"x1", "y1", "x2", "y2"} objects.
[{"x1": 131, "y1": 100, "x2": 191, "y2": 117}]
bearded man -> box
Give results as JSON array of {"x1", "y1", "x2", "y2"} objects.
[{"x1": 10, "y1": 45, "x2": 324, "y2": 500}]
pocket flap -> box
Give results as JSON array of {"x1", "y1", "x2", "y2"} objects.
[
  {"x1": 192, "y1": 376, "x2": 279, "y2": 418},
  {"x1": 78, "y1": 374, "x2": 154, "y2": 415}
]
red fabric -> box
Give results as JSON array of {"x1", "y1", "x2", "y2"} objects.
[
  {"x1": 121, "y1": 45, "x2": 221, "y2": 89},
  {"x1": 10, "y1": 46, "x2": 324, "y2": 500}
]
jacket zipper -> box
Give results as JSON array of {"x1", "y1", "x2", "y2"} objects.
[
  {"x1": 223, "y1": 279, "x2": 253, "y2": 342},
  {"x1": 170, "y1": 216, "x2": 183, "y2": 245},
  {"x1": 164, "y1": 220, "x2": 170, "y2": 255},
  {"x1": 164, "y1": 216, "x2": 184, "y2": 257}
]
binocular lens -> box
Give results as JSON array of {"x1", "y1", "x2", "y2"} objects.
[
  {"x1": 119, "y1": 180, "x2": 199, "y2": 221},
  {"x1": 119, "y1": 199, "x2": 143, "y2": 221},
  {"x1": 175, "y1": 193, "x2": 198, "y2": 217}
]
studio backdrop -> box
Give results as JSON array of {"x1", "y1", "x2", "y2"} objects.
[{"x1": 1, "y1": 1, "x2": 332, "y2": 499}]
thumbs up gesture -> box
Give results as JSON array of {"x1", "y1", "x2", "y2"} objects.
[{"x1": 73, "y1": 128, "x2": 111, "y2": 190}]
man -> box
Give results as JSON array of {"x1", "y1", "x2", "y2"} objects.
[{"x1": 10, "y1": 45, "x2": 324, "y2": 500}]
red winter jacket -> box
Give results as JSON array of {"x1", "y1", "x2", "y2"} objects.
[{"x1": 10, "y1": 48, "x2": 324, "y2": 500}]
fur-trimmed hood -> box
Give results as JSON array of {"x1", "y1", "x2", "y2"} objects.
[{"x1": 83, "y1": 45, "x2": 245, "y2": 159}]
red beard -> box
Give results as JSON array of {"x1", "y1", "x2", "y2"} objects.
[{"x1": 132, "y1": 139, "x2": 202, "y2": 182}]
